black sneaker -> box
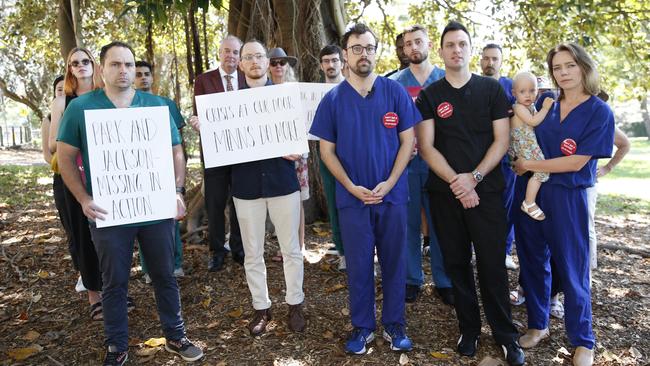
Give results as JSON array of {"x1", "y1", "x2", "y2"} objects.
[
  {"x1": 405, "y1": 284, "x2": 420, "y2": 303},
  {"x1": 165, "y1": 337, "x2": 204, "y2": 361},
  {"x1": 502, "y1": 341, "x2": 525, "y2": 366},
  {"x1": 457, "y1": 334, "x2": 479, "y2": 357},
  {"x1": 104, "y1": 346, "x2": 128, "y2": 366}
]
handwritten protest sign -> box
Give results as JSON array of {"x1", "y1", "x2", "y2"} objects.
[
  {"x1": 196, "y1": 83, "x2": 310, "y2": 168},
  {"x1": 84, "y1": 106, "x2": 177, "y2": 228},
  {"x1": 298, "y1": 82, "x2": 336, "y2": 140}
]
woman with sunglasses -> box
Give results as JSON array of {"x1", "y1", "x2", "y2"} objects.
[
  {"x1": 49, "y1": 47, "x2": 108, "y2": 321},
  {"x1": 266, "y1": 48, "x2": 310, "y2": 262}
]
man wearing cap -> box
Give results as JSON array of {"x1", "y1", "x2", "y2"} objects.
[
  {"x1": 190, "y1": 35, "x2": 246, "y2": 272},
  {"x1": 480, "y1": 43, "x2": 518, "y2": 271}
]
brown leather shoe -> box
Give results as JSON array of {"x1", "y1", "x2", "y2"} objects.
[
  {"x1": 248, "y1": 308, "x2": 271, "y2": 336},
  {"x1": 287, "y1": 303, "x2": 305, "y2": 332}
]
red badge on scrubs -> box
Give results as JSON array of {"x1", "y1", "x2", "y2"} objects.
[
  {"x1": 560, "y1": 138, "x2": 577, "y2": 156},
  {"x1": 383, "y1": 112, "x2": 399, "y2": 128},
  {"x1": 437, "y1": 102, "x2": 453, "y2": 119}
]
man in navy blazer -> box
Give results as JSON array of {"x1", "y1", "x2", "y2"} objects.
[{"x1": 190, "y1": 35, "x2": 247, "y2": 271}]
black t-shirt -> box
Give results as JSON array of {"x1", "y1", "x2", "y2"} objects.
[{"x1": 415, "y1": 74, "x2": 510, "y2": 193}]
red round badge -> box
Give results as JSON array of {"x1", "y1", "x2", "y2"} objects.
[
  {"x1": 560, "y1": 138, "x2": 577, "y2": 156},
  {"x1": 383, "y1": 112, "x2": 399, "y2": 128},
  {"x1": 437, "y1": 102, "x2": 453, "y2": 119}
]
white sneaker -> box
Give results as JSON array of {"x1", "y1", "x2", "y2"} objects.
[
  {"x1": 173, "y1": 268, "x2": 185, "y2": 277},
  {"x1": 505, "y1": 255, "x2": 518, "y2": 270},
  {"x1": 338, "y1": 256, "x2": 346, "y2": 271},
  {"x1": 75, "y1": 275, "x2": 87, "y2": 292},
  {"x1": 143, "y1": 273, "x2": 152, "y2": 284}
]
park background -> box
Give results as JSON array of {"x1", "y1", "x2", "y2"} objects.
[{"x1": 0, "y1": 0, "x2": 648, "y2": 365}]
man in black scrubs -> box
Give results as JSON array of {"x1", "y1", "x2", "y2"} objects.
[{"x1": 415, "y1": 21, "x2": 524, "y2": 366}]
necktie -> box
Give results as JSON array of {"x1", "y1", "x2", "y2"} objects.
[{"x1": 225, "y1": 75, "x2": 234, "y2": 91}]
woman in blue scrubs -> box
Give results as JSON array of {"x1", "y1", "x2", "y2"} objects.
[{"x1": 512, "y1": 43, "x2": 614, "y2": 366}]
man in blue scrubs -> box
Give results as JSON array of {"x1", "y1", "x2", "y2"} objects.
[
  {"x1": 390, "y1": 25, "x2": 453, "y2": 305},
  {"x1": 480, "y1": 43, "x2": 518, "y2": 270},
  {"x1": 310, "y1": 23, "x2": 420, "y2": 355},
  {"x1": 416, "y1": 22, "x2": 524, "y2": 365}
]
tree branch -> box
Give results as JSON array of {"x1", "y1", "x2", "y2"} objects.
[{"x1": 0, "y1": 77, "x2": 44, "y2": 120}]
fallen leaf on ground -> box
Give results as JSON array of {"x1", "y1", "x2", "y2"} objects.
[
  {"x1": 143, "y1": 337, "x2": 166, "y2": 347},
  {"x1": 323, "y1": 330, "x2": 334, "y2": 339},
  {"x1": 37, "y1": 270, "x2": 49, "y2": 279},
  {"x1": 201, "y1": 297, "x2": 211, "y2": 309},
  {"x1": 430, "y1": 351, "x2": 451, "y2": 359},
  {"x1": 558, "y1": 347, "x2": 571, "y2": 356},
  {"x1": 7, "y1": 344, "x2": 43, "y2": 361},
  {"x1": 227, "y1": 307, "x2": 243, "y2": 318},
  {"x1": 629, "y1": 346, "x2": 642, "y2": 358},
  {"x1": 22, "y1": 330, "x2": 40, "y2": 341},
  {"x1": 341, "y1": 308, "x2": 349, "y2": 316},
  {"x1": 135, "y1": 347, "x2": 160, "y2": 357},
  {"x1": 477, "y1": 356, "x2": 504, "y2": 366},
  {"x1": 325, "y1": 284, "x2": 346, "y2": 293},
  {"x1": 399, "y1": 353, "x2": 409, "y2": 365}
]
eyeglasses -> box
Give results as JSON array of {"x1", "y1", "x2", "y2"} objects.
[
  {"x1": 70, "y1": 59, "x2": 91, "y2": 68},
  {"x1": 346, "y1": 45, "x2": 377, "y2": 55},
  {"x1": 270, "y1": 59, "x2": 287, "y2": 67},
  {"x1": 241, "y1": 53, "x2": 266, "y2": 61},
  {"x1": 321, "y1": 58, "x2": 340, "y2": 65}
]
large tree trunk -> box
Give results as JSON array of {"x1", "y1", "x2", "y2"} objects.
[
  {"x1": 70, "y1": 0, "x2": 83, "y2": 47},
  {"x1": 202, "y1": 9, "x2": 210, "y2": 70},
  {"x1": 57, "y1": 0, "x2": 77, "y2": 61},
  {"x1": 190, "y1": 0, "x2": 203, "y2": 76},
  {"x1": 145, "y1": 21, "x2": 155, "y2": 64},
  {"x1": 221, "y1": 0, "x2": 346, "y2": 224},
  {"x1": 183, "y1": 10, "x2": 195, "y2": 85}
]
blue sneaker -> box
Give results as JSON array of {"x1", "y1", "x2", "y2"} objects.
[
  {"x1": 383, "y1": 324, "x2": 413, "y2": 351},
  {"x1": 345, "y1": 328, "x2": 375, "y2": 354}
]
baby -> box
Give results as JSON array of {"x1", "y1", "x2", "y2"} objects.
[{"x1": 510, "y1": 72, "x2": 553, "y2": 221}]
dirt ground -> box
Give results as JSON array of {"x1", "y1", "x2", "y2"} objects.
[{"x1": 1, "y1": 148, "x2": 648, "y2": 365}]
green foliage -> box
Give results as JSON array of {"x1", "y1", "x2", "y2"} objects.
[
  {"x1": 0, "y1": 0, "x2": 62, "y2": 119},
  {"x1": 596, "y1": 193, "x2": 650, "y2": 217},
  {"x1": 0, "y1": 165, "x2": 51, "y2": 208},
  {"x1": 405, "y1": 0, "x2": 649, "y2": 102}
]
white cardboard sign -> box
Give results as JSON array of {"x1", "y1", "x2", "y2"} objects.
[
  {"x1": 84, "y1": 106, "x2": 177, "y2": 228},
  {"x1": 196, "y1": 83, "x2": 314, "y2": 168},
  {"x1": 298, "y1": 82, "x2": 337, "y2": 140}
]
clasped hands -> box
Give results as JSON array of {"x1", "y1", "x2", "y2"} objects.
[
  {"x1": 450, "y1": 173, "x2": 479, "y2": 209},
  {"x1": 349, "y1": 181, "x2": 394, "y2": 205}
]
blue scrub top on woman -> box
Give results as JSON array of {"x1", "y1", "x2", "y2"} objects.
[{"x1": 514, "y1": 95, "x2": 614, "y2": 350}]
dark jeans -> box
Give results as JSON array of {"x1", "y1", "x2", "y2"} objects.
[
  {"x1": 89, "y1": 219, "x2": 185, "y2": 351},
  {"x1": 429, "y1": 191, "x2": 518, "y2": 345},
  {"x1": 53, "y1": 174, "x2": 102, "y2": 291},
  {"x1": 204, "y1": 167, "x2": 243, "y2": 256}
]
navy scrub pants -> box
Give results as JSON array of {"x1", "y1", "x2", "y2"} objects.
[
  {"x1": 339, "y1": 203, "x2": 407, "y2": 331},
  {"x1": 514, "y1": 177, "x2": 594, "y2": 349}
]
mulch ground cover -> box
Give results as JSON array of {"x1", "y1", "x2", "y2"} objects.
[{"x1": 1, "y1": 149, "x2": 648, "y2": 365}]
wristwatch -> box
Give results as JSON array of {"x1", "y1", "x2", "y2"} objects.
[
  {"x1": 176, "y1": 186, "x2": 186, "y2": 195},
  {"x1": 471, "y1": 170, "x2": 483, "y2": 183}
]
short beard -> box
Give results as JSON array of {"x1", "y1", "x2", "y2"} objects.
[{"x1": 409, "y1": 53, "x2": 428, "y2": 65}]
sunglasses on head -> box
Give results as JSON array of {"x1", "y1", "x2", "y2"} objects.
[
  {"x1": 270, "y1": 59, "x2": 287, "y2": 67},
  {"x1": 70, "y1": 59, "x2": 91, "y2": 68}
]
